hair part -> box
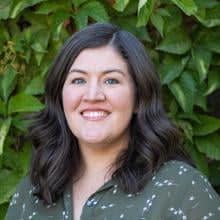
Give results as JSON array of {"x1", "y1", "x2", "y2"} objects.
[{"x1": 29, "y1": 23, "x2": 189, "y2": 204}]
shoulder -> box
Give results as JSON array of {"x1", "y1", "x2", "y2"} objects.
[
  {"x1": 5, "y1": 176, "x2": 36, "y2": 220},
  {"x1": 155, "y1": 160, "x2": 215, "y2": 190},
  {"x1": 9, "y1": 176, "x2": 33, "y2": 204},
  {"x1": 147, "y1": 160, "x2": 202, "y2": 196},
  {"x1": 155, "y1": 160, "x2": 198, "y2": 180},
  {"x1": 146, "y1": 160, "x2": 220, "y2": 219},
  {"x1": 15, "y1": 175, "x2": 32, "y2": 192},
  {"x1": 152, "y1": 160, "x2": 219, "y2": 199},
  {"x1": 6, "y1": 176, "x2": 67, "y2": 220}
]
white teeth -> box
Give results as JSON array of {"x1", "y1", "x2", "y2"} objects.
[{"x1": 82, "y1": 111, "x2": 108, "y2": 118}]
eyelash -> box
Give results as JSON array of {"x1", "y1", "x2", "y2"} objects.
[{"x1": 71, "y1": 78, "x2": 120, "y2": 85}]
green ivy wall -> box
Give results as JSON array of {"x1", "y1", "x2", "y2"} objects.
[{"x1": 0, "y1": 0, "x2": 220, "y2": 219}]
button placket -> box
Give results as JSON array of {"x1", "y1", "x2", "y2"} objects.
[
  {"x1": 81, "y1": 196, "x2": 100, "y2": 220},
  {"x1": 81, "y1": 180, "x2": 115, "y2": 220}
]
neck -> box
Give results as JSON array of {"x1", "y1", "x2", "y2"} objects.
[{"x1": 78, "y1": 138, "x2": 129, "y2": 181}]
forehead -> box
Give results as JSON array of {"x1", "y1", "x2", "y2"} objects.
[{"x1": 69, "y1": 45, "x2": 129, "y2": 73}]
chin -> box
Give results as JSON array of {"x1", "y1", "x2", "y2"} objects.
[
  {"x1": 81, "y1": 135, "x2": 106, "y2": 143},
  {"x1": 79, "y1": 135, "x2": 112, "y2": 147}
]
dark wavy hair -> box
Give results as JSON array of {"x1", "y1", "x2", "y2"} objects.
[{"x1": 29, "y1": 23, "x2": 189, "y2": 204}]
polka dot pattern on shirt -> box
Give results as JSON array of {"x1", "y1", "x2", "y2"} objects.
[{"x1": 5, "y1": 160, "x2": 220, "y2": 220}]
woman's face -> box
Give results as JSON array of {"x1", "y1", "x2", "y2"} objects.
[{"x1": 62, "y1": 45, "x2": 135, "y2": 150}]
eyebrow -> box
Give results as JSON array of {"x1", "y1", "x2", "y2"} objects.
[{"x1": 68, "y1": 68, "x2": 125, "y2": 76}]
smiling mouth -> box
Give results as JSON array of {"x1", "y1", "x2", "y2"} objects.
[{"x1": 81, "y1": 111, "x2": 110, "y2": 121}]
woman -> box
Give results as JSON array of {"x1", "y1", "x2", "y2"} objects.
[{"x1": 6, "y1": 23, "x2": 220, "y2": 220}]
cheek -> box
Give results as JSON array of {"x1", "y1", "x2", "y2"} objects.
[
  {"x1": 109, "y1": 89, "x2": 135, "y2": 113},
  {"x1": 62, "y1": 87, "x2": 80, "y2": 111},
  {"x1": 62, "y1": 87, "x2": 71, "y2": 110}
]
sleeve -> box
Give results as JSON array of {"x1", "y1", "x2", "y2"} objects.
[
  {"x1": 5, "y1": 177, "x2": 32, "y2": 220},
  {"x1": 165, "y1": 163, "x2": 220, "y2": 220}
]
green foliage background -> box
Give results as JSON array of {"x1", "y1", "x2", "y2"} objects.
[{"x1": 0, "y1": 0, "x2": 220, "y2": 218}]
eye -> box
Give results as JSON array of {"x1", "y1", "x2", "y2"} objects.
[
  {"x1": 71, "y1": 78, "x2": 86, "y2": 84},
  {"x1": 105, "y1": 78, "x2": 119, "y2": 85}
]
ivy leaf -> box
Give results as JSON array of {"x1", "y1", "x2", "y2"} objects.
[
  {"x1": 0, "y1": 0, "x2": 13, "y2": 19},
  {"x1": 35, "y1": 0, "x2": 68, "y2": 14},
  {"x1": 169, "y1": 71, "x2": 196, "y2": 113},
  {"x1": 51, "y1": 10, "x2": 70, "y2": 40},
  {"x1": 82, "y1": 1, "x2": 109, "y2": 22},
  {"x1": 74, "y1": 10, "x2": 87, "y2": 29},
  {"x1": 74, "y1": 1, "x2": 109, "y2": 30},
  {"x1": 206, "y1": 69, "x2": 220, "y2": 95},
  {"x1": 185, "y1": 141, "x2": 209, "y2": 176},
  {"x1": 195, "y1": 133, "x2": 220, "y2": 160},
  {"x1": 35, "y1": 53, "x2": 45, "y2": 66},
  {"x1": 156, "y1": 27, "x2": 191, "y2": 54},
  {"x1": 0, "y1": 99, "x2": 6, "y2": 116},
  {"x1": 31, "y1": 43, "x2": 47, "y2": 53},
  {"x1": 193, "y1": 114, "x2": 220, "y2": 136},
  {"x1": 12, "y1": 115, "x2": 30, "y2": 132},
  {"x1": 72, "y1": 0, "x2": 89, "y2": 8},
  {"x1": 31, "y1": 28, "x2": 50, "y2": 65},
  {"x1": 157, "y1": 8, "x2": 171, "y2": 17},
  {"x1": 113, "y1": 0, "x2": 130, "y2": 12},
  {"x1": 0, "y1": 203, "x2": 8, "y2": 220},
  {"x1": 160, "y1": 55, "x2": 189, "y2": 84},
  {"x1": 150, "y1": 13, "x2": 164, "y2": 37},
  {"x1": 117, "y1": 0, "x2": 138, "y2": 16},
  {"x1": 137, "y1": 0, "x2": 155, "y2": 27},
  {"x1": 209, "y1": 162, "x2": 220, "y2": 186},
  {"x1": 211, "y1": 54, "x2": 220, "y2": 66},
  {"x1": 0, "y1": 65, "x2": 17, "y2": 102},
  {"x1": 163, "y1": 6, "x2": 182, "y2": 34},
  {"x1": 194, "y1": 81, "x2": 207, "y2": 111},
  {"x1": 138, "y1": 0, "x2": 147, "y2": 11},
  {"x1": 0, "y1": 23, "x2": 10, "y2": 49},
  {"x1": 197, "y1": 29, "x2": 220, "y2": 53},
  {"x1": 31, "y1": 28, "x2": 50, "y2": 52},
  {"x1": 0, "y1": 118, "x2": 11, "y2": 156},
  {"x1": 194, "y1": 4, "x2": 220, "y2": 27},
  {"x1": 171, "y1": 0, "x2": 198, "y2": 16},
  {"x1": 192, "y1": 47, "x2": 212, "y2": 82},
  {"x1": 24, "y1": 75, "x2": 45, "y2": 95},
  {"x1": 177, "y1": 120, "x2": 193, "y2": 142},
  {"x1": 0, "y1": 169, "x2": 22, "y2": 204},
  {"x1": 113, "y1": 16, "x2": 151, "y2": 42},
  {"x1": 8, "y1": 93, "x2": 44, "y2": 114},
  {"x1": 3, "y1": 142, "x2": 31, "y2": 174},
  {"x1": 194, "y1": 0, "x2": 218, "y2": 8},
  {"x1": 178, "y1": 112, "x2": 200, "y2": 123},
  {"x1": 10, "y1": 0, "x2": 46, "y2": 18}
]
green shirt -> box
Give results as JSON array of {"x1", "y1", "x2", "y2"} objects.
[{"x1": 5, "y1": 161, "x2": 220, "y2": 220}]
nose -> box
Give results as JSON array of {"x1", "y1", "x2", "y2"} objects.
[{"x1": 82, "y1": 81, "x2": 105, "y2": 101}]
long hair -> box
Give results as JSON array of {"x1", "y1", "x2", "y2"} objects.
[{"x1": 29, "y1": 23, "x2": 189, "y2": 204}]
